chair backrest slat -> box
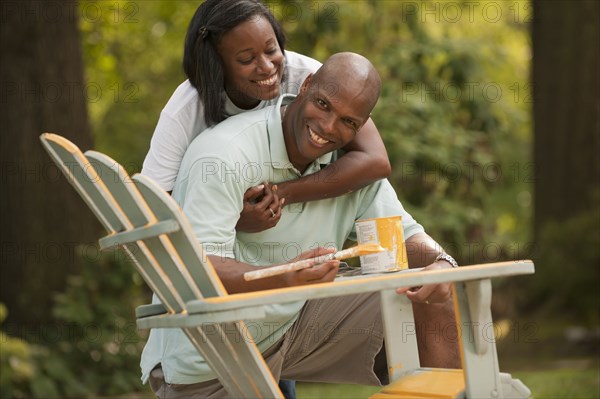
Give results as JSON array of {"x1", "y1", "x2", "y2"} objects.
[
  {"x1": 132, "y1": 174, "x2": 227, "y2": 298},
  {"x1": 120, "y1": 243, "x2": 187, "y2": 311},
  {"x1": 41, "y1": 134, "x2": 126, "y2": 232},
  {"x1": 86, "y1": 151, "x2": 151, "y2": 226}
]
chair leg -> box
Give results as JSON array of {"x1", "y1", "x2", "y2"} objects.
[
  {"x1": 380, "y1": 289, "x2": 420, "y2": 381},
  {"x1": 453, "y1": 280, "x2": 504, "y2": 398},
  {"x1": 500, "y1": 373, "x2": 531, "y2": 399}
]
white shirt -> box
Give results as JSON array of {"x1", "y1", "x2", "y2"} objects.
[{"x1": 141, "y1": 50, "x2": 322, "y2": 191}]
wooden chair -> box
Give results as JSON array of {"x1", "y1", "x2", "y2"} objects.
[{"x1": 40, "y1": 133, "x2": 534, "y2": 399}]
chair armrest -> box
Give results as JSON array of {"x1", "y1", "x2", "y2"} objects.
[
  {"x1": 136, "y1": 304, "x2": 268, "y2": 330},
  {"x1": 136, "y1": 303, "x2": 167, "y2": 318},
  {"x1": 186, "y1": 261, "x2": 534, "y2": 314}
]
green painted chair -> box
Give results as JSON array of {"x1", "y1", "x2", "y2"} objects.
[{"x1": 40, "y1": 133, "x2": 534, "y2": 399}]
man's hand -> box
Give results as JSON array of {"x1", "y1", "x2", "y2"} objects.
[
  {"x1": 283, "y1": 247, "x2": 340, "y2": 286},
  {"x1": 396, "y1": 261, "x2": 453, "y2": 304},
  {"x1": 235, "y1": 183, "x2": 284, "y2": 233}
]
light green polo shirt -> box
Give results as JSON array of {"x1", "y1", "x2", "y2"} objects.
[{"x1": 140, "y1": 94, "x2": 424, "y2": 384}]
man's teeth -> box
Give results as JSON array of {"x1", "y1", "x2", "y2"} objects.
[
  {"x1": 309, "y1": 127, "x2": 329, "y2": 145},
  {"x1": 255, "y1": 75, "x2": 278, "y2": 86}
]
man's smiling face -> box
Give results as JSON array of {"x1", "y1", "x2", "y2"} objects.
[{"x1": 284, "y1": 53, "x2": 381, "y2": 173}]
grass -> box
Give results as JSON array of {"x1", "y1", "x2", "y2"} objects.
[
  {"x1": 113, "y1": 365, "x2": 599, "y2": 399},
  {"x1": 295, "y1": 367, "x2": 600, "y2": 399},
  {"x1": 513, "y1": 368, "x2": 600, "y2": 398}
]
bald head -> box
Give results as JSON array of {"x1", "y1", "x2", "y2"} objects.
[
  {"x1": 283, "y1": 52, "x2": 382, "y2": 172},
  {"x1": 310, "y1": 52, "x2": 382, "y2": 116}
]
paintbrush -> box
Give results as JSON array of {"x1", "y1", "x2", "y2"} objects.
[{"x1": 243, "y1": 243, "x2": 385, "y2": 281}]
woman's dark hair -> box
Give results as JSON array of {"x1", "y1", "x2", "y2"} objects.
[{"x1": 183, "y1": 0, "x2": 286, "y2": 127}]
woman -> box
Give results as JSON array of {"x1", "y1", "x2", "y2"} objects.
[{"x1": 141, "y1": 0, "x2": 391, "y2": 234}]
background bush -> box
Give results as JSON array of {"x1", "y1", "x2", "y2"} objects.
[{"x1": 1, "y1": 249, "x2": 148, "y2": 398}]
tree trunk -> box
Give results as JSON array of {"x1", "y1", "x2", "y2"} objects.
[
  {"x1": 0, "y1": 0, "x2": 101, "y2": 328},
  {"x1": 533, "y1": 0, "x2": 600, "y2": 240}
]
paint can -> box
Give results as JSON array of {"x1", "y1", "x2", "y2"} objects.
[{"x1": 355, "y1": 216, "x2": 407, "y2": 274}]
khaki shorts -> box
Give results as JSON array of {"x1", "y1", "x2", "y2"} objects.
[{"x1": 149, "y1": 292, "x2": 388, "y2": 399}]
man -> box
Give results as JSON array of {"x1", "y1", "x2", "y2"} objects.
[{"x1": 142, "y1": 52, "x2": 460, "y2": 397}]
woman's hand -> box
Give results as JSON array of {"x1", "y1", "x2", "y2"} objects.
[{"x1": 235, "y1": 183, "x2": 285, "y2": 233}]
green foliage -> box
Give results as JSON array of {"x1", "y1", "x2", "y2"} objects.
[
  {"x1": 1, "y1": 303, "x2": 66, "y2": 399},
  {"x1": 0, "y1": 250, "x2": 148, "y2": 398},
  {"x1": 0, "y1": 304, "x2": 37, "y2": 398},
  {"x1": 50, "y1": 249, "x2": 149, "y2": 396},
  {"x1": 519, "y1": 193, "x2": 600, "y2": 325},
  {"x1": 80, "y1": 0, "x2": 198, "y2": 173}
]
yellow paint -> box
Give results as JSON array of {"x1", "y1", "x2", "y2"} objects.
[
  {"x1": 344, "y1": 243, "x2": 386, "y2": 257},
  {"x1": 370, "y1": 369, "x2": 465, "y2": 398},
  {"x1": 43, "y1": 133, "x2": 78, "y2": 154},
  {"x1": 388, "y1": 362, "x2": 404, "y2": 377}
]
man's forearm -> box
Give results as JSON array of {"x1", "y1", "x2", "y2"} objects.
[
  {"x1": 405, "y1": 232, "x2": 446, "y2": 269},
  {"x1": 207, "y1": 255, "x2": 290, "y2": 294}
]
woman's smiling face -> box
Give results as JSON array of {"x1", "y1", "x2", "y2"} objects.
[{"x1": 217, "y1": 15, "x2": 285, "y2": 109}]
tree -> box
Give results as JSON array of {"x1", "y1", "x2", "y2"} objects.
[
  {"x1": 528, "y1": 0, "x2": 600, "y2": 322},
  {"x1": 0, "y1": 0, "x2": 100, "y2": 327},
  {"x1": 533, "y1": 0, "x2": 600, "y2": 236}
]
